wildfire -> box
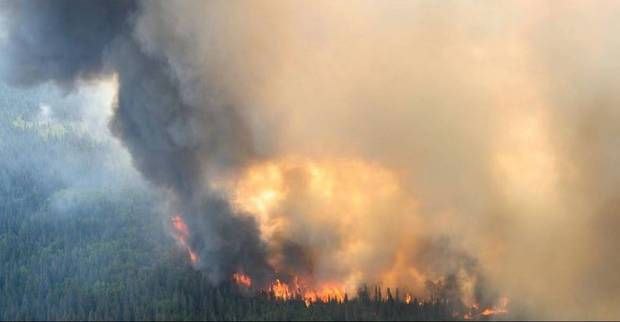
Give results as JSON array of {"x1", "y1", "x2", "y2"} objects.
[
  {"x1": 463, "y1": 297, "x2": 510, "y2": 319},
  {"x1": 170, "y1": 215, "x2": 198, "y2": 264},
  {"x1": 271, "y1": 279, "x2": 292, "y2": 299},
  {"x1": 269, "y1": 279, "x2": 346, "y2": 307},
  {"x1": 404, "y1": 293, "x2": 412, "y2": 304},
  {"x1": 270, "y1": 278, "x2": 345, "y2": 305},
  {"x1": 231, "y1": 273, "x2": 347, "y2": 306},
  {"x1": 232, "y1": 272, "x2": 253, "y2": 288},
  {"x1": 230, "y1": 271, "x2": 509, "y2": 317},
  {"x1": 480, "y1": 297, "x2": 509, "y2": 317},
  {"x1": 219, "y1": 156, "x2": 425, "y2": 298},
  {"x1": 218, "y1": 156, "x2": 509, "y2": 316},
  {"x1": 302, "y1": 285, "x2": 345, "y2": 303}
]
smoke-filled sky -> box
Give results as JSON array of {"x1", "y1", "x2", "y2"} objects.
[{"x1": 2, "y1": 0, "x2": 620, "y2": 319}]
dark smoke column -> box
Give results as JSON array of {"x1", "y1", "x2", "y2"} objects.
[{"x1": 0, "y1": 0, "x2": 273, "y2": 285}]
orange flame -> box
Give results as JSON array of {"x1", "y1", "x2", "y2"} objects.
[
  {"x1": 233, "y1": 272, "x2": 252, "y2": 288},
  {"x1": 303, "y1": 285, "x2": 345, "y2": 303},
  {"x1": 170, "y1": 215, "x2": 198, "y2": 264},
  {"x1": 230, "y1": 272, "x2": 346, "y2": 306},
  {"x1": 223, "y1": 156, "x2": 423, "y2": 299},
  {"x1": 216, "y1": 157, "x2": 509, "y2": 314},
  {"x1": 271, "y1": 279, "x2": 292, "y2": 299},
  {"x1": 463, "y1": 296, "x2": 509, "y2": 319},
  {"x1": 480, "y1": 297, "x2": 509, "y2": 317},
  {"x1": 405, "y1": 293, "x2": 412, "y2": 304},
  {"x1": 265, "y1": 277, "x2": 346, "y2": 306}
]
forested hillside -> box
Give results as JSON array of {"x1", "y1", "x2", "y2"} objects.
[{"x1": 0, "y1": 84, "x2": 485, "y2": 321}]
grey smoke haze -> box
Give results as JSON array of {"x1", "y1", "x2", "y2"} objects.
[{"x1": 3, "y1": 0, "x2": 620, "y2": 319}]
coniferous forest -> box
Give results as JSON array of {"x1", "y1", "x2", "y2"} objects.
[
  {"x1": 5, "y1": 1, "x2": 620, "y2": 320},
  {"x1": 0, "y1": 84, "x2": 496, "y2": 321}
]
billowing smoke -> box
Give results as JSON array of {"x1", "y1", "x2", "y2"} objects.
[
  {"x1": 3, "y1": 0, "x2": 620, "y2": 319},
  {"x1": 0, "y1": 0, "x2": 273, "y2": 285}
]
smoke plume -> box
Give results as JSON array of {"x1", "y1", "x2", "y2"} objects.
[{"x1": 3, "y1": 0, "x2": 620, "y2": 319}]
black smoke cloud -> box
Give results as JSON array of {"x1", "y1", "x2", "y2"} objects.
[
  {"x1": 0, "y1": 0, "x2": 497, "y2": 298},
  {"x1": 7, "y1": 1, "x2": 620, "y2": 319},
  {"x1": 0, "y1": 0, "x2": 272, "y2": 285},
  {"x1": 0, "y1": 1, "x2": 135, "y2": 87},
  {"x1": 1, "y1": 2, "x2": 552, "y2": 317}
]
